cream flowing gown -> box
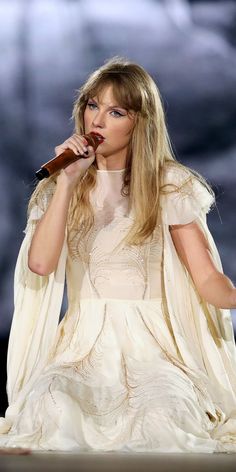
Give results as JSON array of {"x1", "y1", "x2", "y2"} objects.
[{"x1": 1, "y1": 163, "x2": 236, "y2": 453}]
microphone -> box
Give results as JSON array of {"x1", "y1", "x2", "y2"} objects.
[{"x1": 35, "y1": 132, "x2": 104, "y2": 180}]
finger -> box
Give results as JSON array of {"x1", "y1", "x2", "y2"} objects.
[
  {"x1": 67, "y1": 143, "x2": 81, "y2": 155},
  {"x1": 73, "y1": 136, "x2": 88, "y2": 153},
  {"x1": 76, "y1": 135, "x2": 88, "y2": 147},
  {"x1": 68, "y1": 138, "x2": 89, "y2": 155},
  {"x1": 87, "y1": 145, "x2": 95, "y2": 156},
  {"x1": 66, "y1": 139, "x2": 86, "y2": 155}
]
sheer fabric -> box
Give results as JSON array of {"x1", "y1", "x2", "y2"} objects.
[{"x1": 1, "y1": 164, "x2": 236, "y2": 453}]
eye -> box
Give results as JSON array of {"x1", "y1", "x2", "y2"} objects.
[
  {"x1": 111, "y1": 110, "x2": 125, "y2": 117},
  {"x1": 87, "y1": 101, "x2": 97, "y2": 109}
]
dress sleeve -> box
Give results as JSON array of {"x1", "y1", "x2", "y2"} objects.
[
  {"x1": 24, "y1": 180, "x2": 56, "y2": 233},
  {"x1": 160, "y1": 163, "x2": 215, "y2": 225},
  {"x1": 6, "y1": 178, "x2": 66, "y2": 410}
]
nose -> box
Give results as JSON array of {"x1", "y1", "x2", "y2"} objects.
[{"x1": 92, "y1": 110, "x2": 105, "y2": 128}]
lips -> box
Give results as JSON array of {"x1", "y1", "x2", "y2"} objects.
[{"x1": 90, "y1": 131, "x2": 105, "y2": 141}]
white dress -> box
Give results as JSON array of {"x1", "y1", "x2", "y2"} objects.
[{"x1": 1, "y1": 164, "x2": 236, "y2": 453}]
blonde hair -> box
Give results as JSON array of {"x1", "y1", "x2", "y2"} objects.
[{"x1": 28, "y1": 56, "x2": 214, "y2": 247}]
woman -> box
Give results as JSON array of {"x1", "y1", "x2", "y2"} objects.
[{"x1": 1, "y1": 56, "x2": 236, "y2": 453}]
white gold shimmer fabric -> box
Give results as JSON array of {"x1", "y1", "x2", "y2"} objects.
[{"x1": 1, "y1": 163, "x2": 236, "y2": 453}]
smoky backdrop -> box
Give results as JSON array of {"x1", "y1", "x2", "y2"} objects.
[{"x1": 0, "y1": 0, "x2": 236, "y2": 414}]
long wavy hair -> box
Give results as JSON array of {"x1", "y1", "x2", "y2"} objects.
[{"x1": 28, "y1": 56, "x2": 214, "y2": 247}]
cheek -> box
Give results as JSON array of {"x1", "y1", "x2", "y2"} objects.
[
  {"x1": 113, "y1": 121, "x2": 135, "y2": 140},
  {"x1": 83, "y1": 110, "x2": 90, "y2": 127}
]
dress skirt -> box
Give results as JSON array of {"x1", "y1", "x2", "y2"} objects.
[{"x1": 0, "y1": 298, "x2": 221, "y2": 453}]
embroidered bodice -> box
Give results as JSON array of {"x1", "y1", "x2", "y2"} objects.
[{"x1": 66, "y1": 169, "x2": 163, "y2": 302}]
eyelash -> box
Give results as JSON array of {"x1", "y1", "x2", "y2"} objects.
[{"x1": 87, "y1": 102, "x2": 125, "y2": 117}]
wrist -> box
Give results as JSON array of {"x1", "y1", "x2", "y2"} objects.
[{"x1": 56, "y1": 170, "x2": 81, "y2": 195}]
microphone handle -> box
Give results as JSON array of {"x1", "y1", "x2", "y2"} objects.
[{"x1": 35, "y1": 132, "x2": 104, "y2": 180}]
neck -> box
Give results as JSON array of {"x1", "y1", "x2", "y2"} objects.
[
  {"x1": 95, "y1": 153, "x2": 127, "y2": 171},
  {"x1": 90, "y1": 166, "x2": 128, "y2": 212}
]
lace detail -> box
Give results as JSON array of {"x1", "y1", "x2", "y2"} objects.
[
  {"x1": 160, "y1": 164, "x2": 215, "y2": 225},
  {"x1": 69, "y1": 214, "x2": 151, "y2": 299},
  {"x1": 24, "y1": 180, "x2": 56, "y2": 233},
  {"x1": 66, "y1": 169, "x2": 163, "y2": 300}
]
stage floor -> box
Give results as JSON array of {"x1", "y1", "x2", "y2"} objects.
[{"x1": 0, "y1": 451, "x2": 236, "y2": 472}]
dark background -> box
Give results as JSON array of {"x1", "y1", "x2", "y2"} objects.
[{"x1": 0, "y1": 0, "x2": 236, "y2": 415}]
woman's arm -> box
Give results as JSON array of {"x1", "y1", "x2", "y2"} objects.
[
  {"x1": 28, "y1": 178, "x2": 73, "y2": 276},
  {"x1": 170, "y1": 221, "x2": 236, "y2": 309},
  {"x1": 28, "y1": 133, "x2": 96, "y2": 276}
]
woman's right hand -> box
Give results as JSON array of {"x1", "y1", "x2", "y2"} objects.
[{"x1": 55, "y1": 133, "x2": 96, "y2": 190}]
